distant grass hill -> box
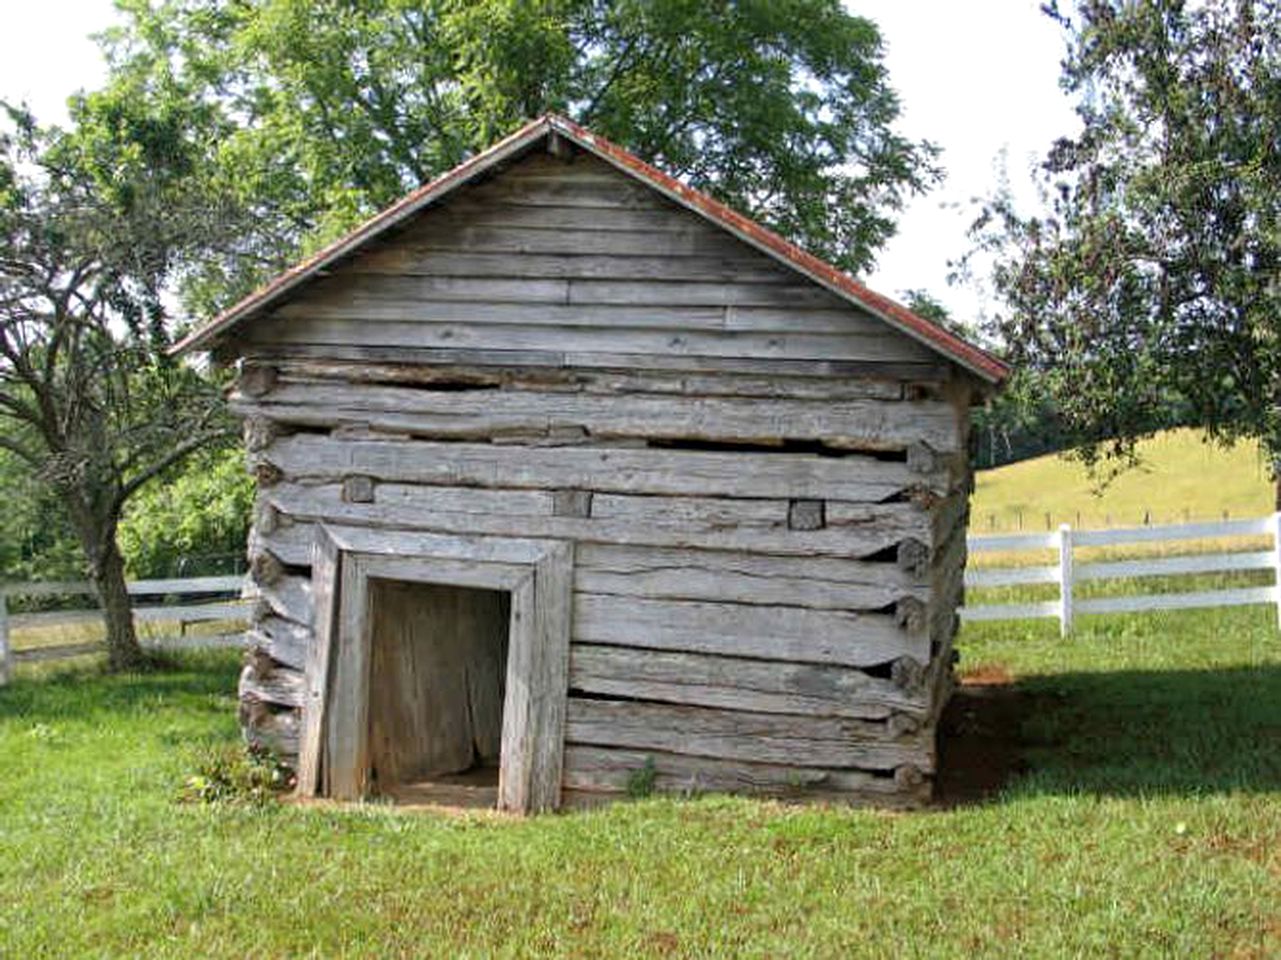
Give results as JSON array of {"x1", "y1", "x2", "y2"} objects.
[{"x1": 970, "y1": 428, "x2": 1274, "y2": 533}]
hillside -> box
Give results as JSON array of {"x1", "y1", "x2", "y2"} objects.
[{"x1": 970, "y1": 428, "x2": 1274, "y2": 532}]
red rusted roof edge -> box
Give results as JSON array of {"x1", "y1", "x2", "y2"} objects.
[
  {"x1": 546, "y1": 115, "x2": 1008, "y2": 384},
  {"x1": 174, "y1": 113, "x2": 1010, "y2": 384}
]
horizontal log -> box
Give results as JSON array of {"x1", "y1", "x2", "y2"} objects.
[
  {"x1": 253, "y1": 518, "x2": 563, "y2": 574},
  {"x1": 248, "y1": 313, "x2": 936, "y2": 366},
  {"x1": 262, "y1": 434, "x2": 948, "y2": 501},
  {"x1": 564, "y1": 699, "x2": 934, "y2": 772},
  {"x1": 252, "y1": 523, "x2": 312, "y2": 567},
  {"x1": 575, "y1": 544, "x2": 928, "y2": 609},
  {"x1": 570, "y1": 369, "x2": 907, "y2": 401},
  {"x1": 561, "y1": 747, "x2": 929, "y2": 807},
  {"x1": 242, "y1": 341, "x2": 950, "y2": 382},
  {"x1": 573, "y1": 594, "x2": 925, "y2": 667},
  {"x1": 294, "y1": 272, "x2": 854, "y2": 313},
  {"x1": 569, "y1": 646, "x2": 928, "y2": 720},
  {"x1": 241, "y1": 700, "x2": 299, "y2": 760},
  {"x1": 264, "y1": 483, "x2": 930, "y2": 560},
  {"x1": 239, "y1": 660, "x2": 304, "y2": 708},
  {"x1": 239, "y1": 382, "x2": 958, "y2": 452},
  {"x1": 248, "y1": 616, "x2": 312, "y2": 672},
  {"x1": 348, "y1": 250, "x2": 792, "y2": 285},
  {"x1": 427, "y1": 198, "x2": 738, "y2": 235},
  {"x1": 251, "y1": 575, "x2": 313, "y2": 627},
  {"x1": 460, "y1": 172, "x2": 665, "y2": 209},
  {"x1": 398, "y1": 224, "x2": 747, "y2": 259},
  {"x1": 268, "y1": 360, "x2": 909, "y2": 401}
]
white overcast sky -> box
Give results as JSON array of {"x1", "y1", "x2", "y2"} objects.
[{"x1": 0, "y1": 1, "x2": 1080, "y2": 325}]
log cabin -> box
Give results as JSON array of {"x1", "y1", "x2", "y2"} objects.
[{"x1": 174, "y1": 114, "x2": 1009, "y2": 813}]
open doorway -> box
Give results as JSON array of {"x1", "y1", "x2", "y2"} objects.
[
  {"x1": 366, "y1": 579, "x2": 511, "y2": 808},
  {"x1": 301, "y1": 525, "x2": 571, "y2": 813}
]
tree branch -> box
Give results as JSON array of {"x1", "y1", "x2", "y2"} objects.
[
  {"x1": 0, "y1": 432, "x2": 41, "y2": 467},
  {"x1": 114, "y1": 426, "x2": 236, "y2": 511}
]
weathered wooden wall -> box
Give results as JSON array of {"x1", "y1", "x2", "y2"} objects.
[{"x1": 230, "y1": 145, "x2": 977, "y2": 809}]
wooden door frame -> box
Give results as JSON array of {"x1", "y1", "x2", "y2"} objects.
[{"x1": 296, "y1": 523, "x2": 572, "y2": 813}]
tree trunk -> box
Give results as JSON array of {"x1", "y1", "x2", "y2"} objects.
[
  {"x1": 93, "y1": 536, "x2": 146, "y2": 671},
  {"x1": 74, "y1": 514, "x2": 146, "y2": 671}
]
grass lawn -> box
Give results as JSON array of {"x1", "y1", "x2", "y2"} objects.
[{"x1": 2, "y1": 608, "x2": 1279, "y2": 958}]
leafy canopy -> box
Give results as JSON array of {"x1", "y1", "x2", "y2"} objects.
[
  {"x1": 96, "y1": 0, "x2": 938, "y2": 311},
  {"x1": 973, "y1": 0, "x2": 1281, "y2": 475},
  {"x1": 0, "y1": 105, "x2": 240, "y2": 665}
]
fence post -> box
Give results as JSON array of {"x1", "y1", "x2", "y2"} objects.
[
  {"x1": 1058, "y1": 523, "x2": 1074, "y2": 637},
  {"x1": 1272, "y1": 512, "x2": 1281, "y2": 631},
  {"x1": 0, "y1": 592, "x2": 10, "y2": 686}
]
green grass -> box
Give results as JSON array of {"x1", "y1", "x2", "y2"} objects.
[
  {"x1": 2, "y1": 615, "x2": 1279, "y2": 958},
  {"x1": 972, "y1": 427, "x2": 1274, "y2": 532}
]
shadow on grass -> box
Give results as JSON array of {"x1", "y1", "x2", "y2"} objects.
[
  {"x1": 939, "y1": 664, "x2": 1281, "y2": 802},
  {"x1": 0, "y1": 649, "x2": 241, "y2": 723}
]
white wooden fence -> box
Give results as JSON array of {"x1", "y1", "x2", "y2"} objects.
[
  {"x1": 962, "y1": 513, "x2": 1281, "y2": 635},
  {"x1": 4, "y1": 515, "x2": 1278, "y2": 680},
  {"x1": 0, "y1": 575, "x2": 249, "y2": 684}
]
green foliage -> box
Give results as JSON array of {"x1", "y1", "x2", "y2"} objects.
[
  {"x1": 118, "y1": 444, "x2": 253, "y2": 579},
  {"x1": 0, "y1": 106, "x2": 242, "y2": 666},
  {"x1": 897, "y1": 292, "x2": 1072, "y2": 468},
  {"x1": 93, "y1": 0, "x2": 938, "y2": 315},
  {"x1": 971, "y1": 0, "x2": 1281, "y2": 480},
  {"x1": 0, "y1": 451, "x2": 83, "y2": 583},
  {"x1": 179, "y1": 742, "x2": 294, "y2": 805},
  {"x1": 624, "y1": 755, "x2": 657, "y2": 799}
]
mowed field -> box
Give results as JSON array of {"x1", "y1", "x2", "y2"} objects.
[
  {"x1": 1, "y1": 434, "x2": 1279, "y2": 957},
  {"x1": 971, "y1": 428, "x2": 1274, "y2": 532}
]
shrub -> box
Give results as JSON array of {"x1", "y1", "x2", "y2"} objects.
[{"x1": 179, "y1": 743, "x2": 294, "y2": 806}]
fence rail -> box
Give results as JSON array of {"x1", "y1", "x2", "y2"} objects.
[
  {"x1": 0, "y1": 575, "x2": 250, "y2": 684},
  {"x1": 4, "y1": 515, "x2": 1278, "y2": 680},
  {"x1": 962, "y1": 513, "x2": 1281, "y2": 634}
]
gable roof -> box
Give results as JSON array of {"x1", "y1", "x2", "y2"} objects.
[{"x1": 173, "y1": 114, "x2": 1009, "y2": 384}]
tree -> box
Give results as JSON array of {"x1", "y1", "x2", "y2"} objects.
[
  {"x1": 971, "y1": 0, "x2": 1281, "y2": 494},
  {"x1": 97, "y1": 0, "x2": 939, "y2": 309},
  {"x1": 900, "y1": 289, "x2": 1072, "y2": 468},
  {"x1": 118, "y1": 445, "x2": 254, "y2": 580},
  {"x1": 0, "y1": 108, "x2": 237, "y2": 669}
]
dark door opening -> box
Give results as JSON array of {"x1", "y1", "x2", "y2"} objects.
[{"x1": 366, "y1": 579, "x2": 511, "y2": 807}]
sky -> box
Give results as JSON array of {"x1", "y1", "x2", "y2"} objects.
[{"x1": 0, "y1": 0, "x2": 1081, "y2": 324}]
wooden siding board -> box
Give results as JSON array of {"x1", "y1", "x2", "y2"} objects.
[
  {"x1": 246, "y1": 318, "x2": 936, "y2": 365},
  {"x1": 241, "y1": 151, "x2": 941, "y2": 370},
  {"x1": 347, "y1": 250, "x2": 791, "y2": 284}
]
